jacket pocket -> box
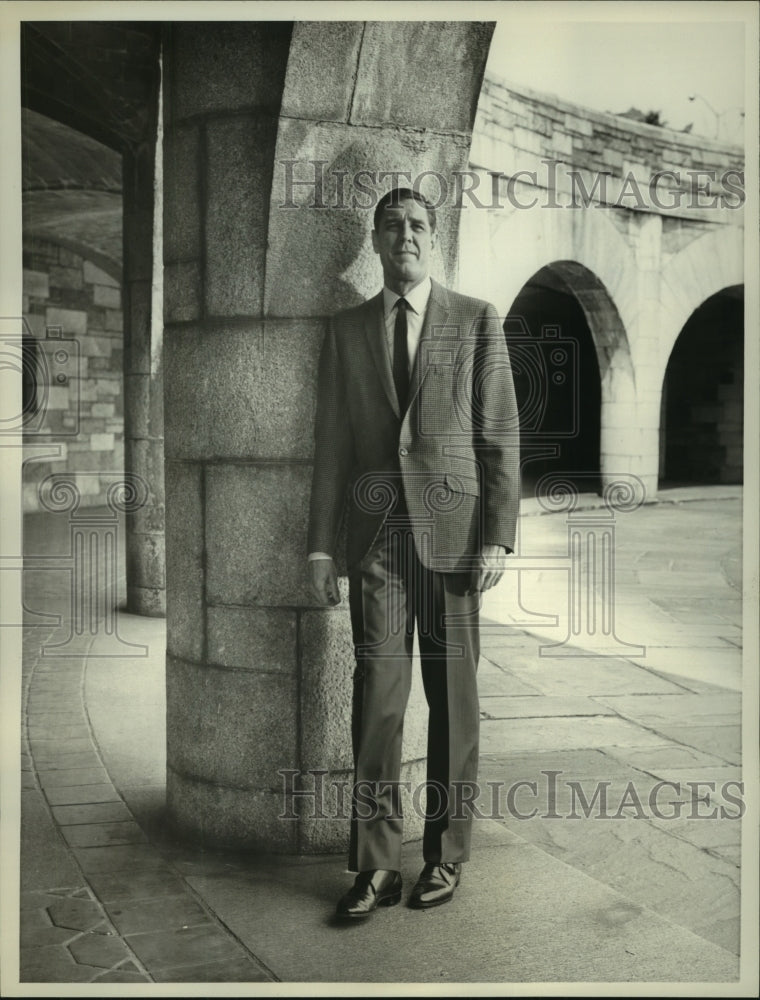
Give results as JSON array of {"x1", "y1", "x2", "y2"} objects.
[{"x1": 444, "y1": 470, "x2": 480, "y2": 497}]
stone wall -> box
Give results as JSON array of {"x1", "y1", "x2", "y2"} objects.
[
  {"x1": 22, "y1": 238, "x2": 123, "y2": 511},
  {"x1": 474, "y1": 75, "x2": 744, "y2": 213}
]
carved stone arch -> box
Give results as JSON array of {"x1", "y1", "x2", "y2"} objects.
[{"x1": 658, "y1": 226, "x2": 744, "y2": 369}]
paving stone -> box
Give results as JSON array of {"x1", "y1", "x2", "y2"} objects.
[
  {"x1": 28, "y1": 723, "x2": 92, "y2": 740},
  {"x1": 35, "y1": 752, "x2": 102, "y2": 771},
  {"x1": 47, "y1": 896, "x2": 108, "y2": 933},
  {"x1": 20, "y1": 789, "x2": 83, "y2": 892},
  {"x1": 638, "y1": 648, "x2": 741, "y2": 691},
  {"x1": 31, "y1": 738, "x2": 94, "y2": 757},
  {"x1": 52, "y1": 801, "x2": 133, "y2": 826},
  {"x1": 620, "y1": 712, "x2": 738, "y2": 731},
  {"x1": 477, "y1": 669, "x2": 542, "y2": 697},
  {"x1": 20, "y1": 905, "x2": 55, "y2": 930},
  {"x1": 20, "y1": 922, "x2": 76, "y2": 948},
  {"x1": 643, "y1": 725, "x2": 741, "y2": 765},
  {"x1": 479, "y1": 748, "x2": 640, "y2": 780},
  {"x1": 480, "y1": 696, "x2": 617, "y2": 719},
  {"x1": 87, "y1": 867, "x2": 186, "y2": 903},
  {"x1": 675, "y1": 675, "x2": 742, "y2": 696},
  {"x1": 61, "y1": 821, "x2": 148, "y2": 848},
  {"x1": 38, "y1": 766, "x2": 110, "y2": 788},
  {"x1": 124, "y1": 924, "x2": 247, "y2": 972},
  {"x1": 26, "y1": 703, "x2": 83, "y2": 717},
  {"x1": 29, "y1": 668, "x2": 82, "y2": 682},
  {"x1": 648, "y1": 813, "x2": 742, "y2": 851},
  {"x1": 478, "y1": 623, "x2": 532, "y2": 646},
  {"x1": 19, "y1": 944, "x2": 99, "y2": 982},
  {"x1": 20, "y1": 889, "x2": 81, "y2": 911},
  {"x1": 44, "y1": 784, "x2": 121, "y2": 806},
  {"x1": 151, "y1": 955, "x2": 270, "y2": 982},
  {"x1": 31, "y1": 885, "x2": 86, "y2": 897},
  {"x1": 480, "y1": 715, "x2": 669, "y2": 754},
  {"x1": 30, "y1": 675, "x2": 82, "y2": 689},
  {"x1": 27, "y1": 691, "x2": 81, "y2": 704},
  {"x1": 94, "y1": 969, "x2": 154, "y2": 982},
  {"x1": 482, "y1": 650, "x2": 689, "y2": 696},
  {"x1": 26, "y1": 706, "x2": 83, "y2": 720},
  {"x1": 485, "y1": 805, "x2": 741, "y2": 956},
  {"x1": 25, "y1": 710, "x2": 83, "y2": 725},
  {"x1": 584, "y1": 824, "x2": 741, "y2": 955},
  {"x1": 476, "y1": 770, "x2": 678, "y2": 824},
  {"x1": 605, "y1": 744, "x2": 736, "y2": 772},
  {"x1": 30, "y1": 661, "x2": 83, "y2": 673},
  {"x1": 140, "y1": 849, "x2": 247, "y2": 878},
  {"x1": 589, "y1": 692, "x2": 741, "y2": 720},
  {"x1": 640, "y1": 767, "x2": 744, "y2": 813},
  {"x1": 68, "y1": 931, "x2": 132, "y2": 968},
  {"x1": 105, "y1": 894, "x2": 212, "y2": 934},
  {"x1": 29, "y1": 735, "x2": 96, "y2": 754},
  {"x1": 28, "y1": 690, "x2": 83, "y2": 704},
  {"x1": 73, "y1": 844, "x2": 167, "y2": 874},
  {"x1": 709, "y1": 844, "x2": 741, "y2": 866}
]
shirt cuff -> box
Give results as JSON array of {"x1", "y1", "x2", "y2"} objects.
[
  {"x1": 484, "y1": 543, "x2": 512, "y2": 554},
  {"x1": 307, "y1": 552, "x2": 333, "y2": 561}
]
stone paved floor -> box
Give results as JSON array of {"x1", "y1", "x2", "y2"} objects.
[
  {"x1": 11, "y1": 488, "x2": 756, "y2": 988},
  {"x1": 18, "y1": 523, "x2": 271, "y2": 984}
]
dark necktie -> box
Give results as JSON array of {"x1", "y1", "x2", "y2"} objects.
[{"x1": 393, "y1": 297, "x2": 409, "y2": 413}]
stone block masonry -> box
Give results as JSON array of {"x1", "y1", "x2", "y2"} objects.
[
  {"x1": 23, "y1": 239, "x2": 124, "y2": 511},
  {"x1": 162, "y1": 20, "x2": 494, "y2": 854},
  {"x1": 487, "y1": 77, "x2": 745, "y2": 173}
]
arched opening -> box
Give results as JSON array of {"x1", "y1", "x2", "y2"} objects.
[
  {"x1": 659, "y1": 286, "x2": 744, "y2": 487},
  {"x1": 506, "y1": 262, "x2": 609, "y2": 500},
  {"x1": 21, "y1": 21, "x2": 164, "y2": 618},
  {"x1": 21, "y1": 110, "x2": 125, "y2": 518}
]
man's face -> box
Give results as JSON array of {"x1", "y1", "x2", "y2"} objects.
[{"x1": 371, "y1": 198, "x2": 437, "y2": 289}]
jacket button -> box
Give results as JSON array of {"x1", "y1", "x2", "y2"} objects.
[{"x1": 399, "y1": 448, "x2": 408, "y2": 457}]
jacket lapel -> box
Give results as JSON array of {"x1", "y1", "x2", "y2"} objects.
[
  {"x1": 405, "y1": 279, "x2": 450, "y2": 415},
  {"x1": 363, "y1": 290, "x2": 400, "y2": 419}
]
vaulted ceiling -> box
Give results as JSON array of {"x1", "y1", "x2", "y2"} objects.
[{"x1": 20, "y1": 22, "x2": 161, "y2": 277}]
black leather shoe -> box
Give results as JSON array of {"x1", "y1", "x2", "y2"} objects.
[
  {"x1": 335, "y1": 869, "x2": 402, "y2": 919},
  {"x1": 408, "y1": 862, "x2": 461, "y2": 909}
]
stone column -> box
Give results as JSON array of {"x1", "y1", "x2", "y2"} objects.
[
  {"x1": 123, "y1": 140, "x2": 166, "y2": 616},
  {"x1": 162, "y1": 21, "x2": 494, "y2": 852},
  {"x1": 626, "y1": 212, "x2": 665, "y2": 500},
  {"x1": 599, "y1": 363, "x2": 640, "y2": 493}
]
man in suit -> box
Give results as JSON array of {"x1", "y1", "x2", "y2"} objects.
[{"x1": 308, "y1": 187, "x2": 519, "y2": 918}]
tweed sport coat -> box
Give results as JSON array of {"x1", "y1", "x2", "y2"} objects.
[{"x1": 308, "y1": 279, "x2": 521, "y2": 573}]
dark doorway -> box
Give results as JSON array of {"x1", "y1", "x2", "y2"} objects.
[
  {"x1": 506, "y1": 265, "x2": 602, "y2": 501},
  {"x1": 660, "y1": 286, "x2": 744, "y2": 487}
]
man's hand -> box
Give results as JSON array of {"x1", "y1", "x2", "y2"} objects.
[
  {"x1": 473, "y1": 544, "x2": 510, "y2": 592},
  {"x1": 309, "y1": 557, "x2": 340, "y2": 606}
]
